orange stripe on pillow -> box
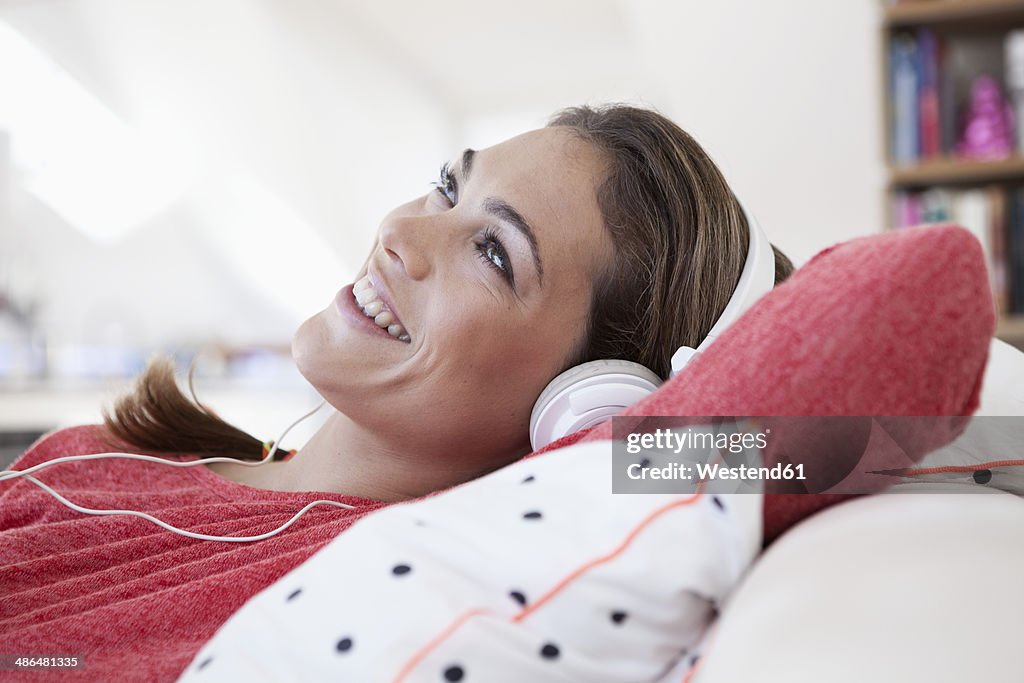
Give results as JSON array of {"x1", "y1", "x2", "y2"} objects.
[
  {"x1": 390, "y1": 608, "x2": 494, "y2": 683},
  {"x1": 512, "y1": 491, "x2": 705, "y2": 624},
  {"x1": 392, "y1": 489, "x2": 705, "y2": 683},
  {"x1": 894, "y1": 459, "x2": 1024, "y2": 476}
]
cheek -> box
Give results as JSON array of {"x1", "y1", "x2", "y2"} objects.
[{"x1": 429, "y1": 303, "x2": 582, "y2": 407}]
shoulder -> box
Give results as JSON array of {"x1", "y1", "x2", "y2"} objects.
[{"x1": 9, "y1": 424, "x2": 122, "y2": 470}]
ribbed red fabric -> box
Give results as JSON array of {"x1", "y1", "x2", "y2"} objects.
[{"x1": 0, "y1": 425, "x2": 386, "y2": 682}]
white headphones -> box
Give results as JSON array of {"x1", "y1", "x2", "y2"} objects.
[{"x1": 529, "y1": 200, "x2": 776, "y2": 451}]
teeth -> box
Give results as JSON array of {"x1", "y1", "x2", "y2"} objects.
[
  {"x1": 352, "y1": 275, "x2": 410, "y2": 342},
  {"x1": 354, "y1": 287, "x2": 378, "y2": 306}
]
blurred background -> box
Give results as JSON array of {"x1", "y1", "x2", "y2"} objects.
[{"x1": 3, "y1": 0, "x2": 1009, "y2": 461}]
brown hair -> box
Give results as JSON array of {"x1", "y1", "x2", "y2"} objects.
[
  {"x1": 101, "y1": 356, "x2": 270, "y2": 460},
  {"x1": 103, "y1": 103, "x2": 794, "y2": 460},
  {"x1": 549, "y1": 104, "x2": 793, "y2": 377}
]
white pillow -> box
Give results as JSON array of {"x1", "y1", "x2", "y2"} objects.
[
  {"x1": 689, "y1": 484, "x2": 1024, "y2": 683},
  {"x1": 177, "y1": 440, "x2": 762, "y2": 683},
  {"x1": 977, "y1": 338, "x2": 1024, "y2": 416},
  {"x1": 906, "y1": 338, "x2": 1024, "y2": 495}
]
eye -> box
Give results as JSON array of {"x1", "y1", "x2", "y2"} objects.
[
  {"x1": 431, "y1": 162, "x2": 457, "y2": 207},
  {"x1": 476, "y1": 228, "x2": 515, "y2": 288}
]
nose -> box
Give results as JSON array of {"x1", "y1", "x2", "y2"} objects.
[{"x1": 378, "y1": 212, "x2": 432, "y2": 281}]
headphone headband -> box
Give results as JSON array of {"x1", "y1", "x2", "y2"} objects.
[{"x1": 670, "y1": 199, "x2": 776, "y2": 375}]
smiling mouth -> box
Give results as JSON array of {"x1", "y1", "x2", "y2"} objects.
[{"x1": 352, "y1": 275, "x2": 410, "y2": 342}]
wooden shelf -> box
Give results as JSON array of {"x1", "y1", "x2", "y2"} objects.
[
  {"x1": 884, "y1": 0, "x2": 1024, "y2": 27},
  {"x1": 888, "y1": 155, "x2": 1024, "y2": 187},
  {"x1": 997, "y1": 314, "x2": 1024, "y2": 339}
]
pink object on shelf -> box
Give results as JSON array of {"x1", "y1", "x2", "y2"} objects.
[{"x1": 956, "y1": 74, "x2": 1016, "y2": 159}]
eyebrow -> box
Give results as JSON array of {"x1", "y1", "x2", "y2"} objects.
[
  {"x1": 461, "y1": 148, "x2": 475, "y2": 182},
  {"x1": 460, "y1": 148, "x2": 545, "y2": 285}
]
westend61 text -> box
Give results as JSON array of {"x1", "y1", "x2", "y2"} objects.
[{"x1": 626, "y1": 461, "x2": 806, "y2": 481}]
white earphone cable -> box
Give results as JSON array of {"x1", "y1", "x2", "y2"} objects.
[
  {"x1": 16, "y1": 474, "x2": 353, "y2": 542},
  {"x1": 0, "y1": 398, "x2": 359, "y2": 542},
  {"x1": 0, "y1": 399, "x2": 328, "y2": 482}
]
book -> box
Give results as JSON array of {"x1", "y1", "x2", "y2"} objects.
[
  {"x1": 951, "y1": 188, "x2": 997, "y2": 310},
  {"x1": 950, "y1": 188, "x2": 989, "y2": 255},
  {"x1": 1011, "y1": 188, "x2": 1024, "y2": 313},
  {"x1": 921, "y1": 187, "x2": 951, "y2": 223},
  {"x1": 892, "y1": 190, "x2": 923, "y2": 228},
  {"x1": 939, "y1": 34, "x2": 956, "y2": 155},
  {"x1": 987, "y1": 186, "x2": 1009, "y2": 315},
  {"x1": 1006, "y1": 30, "x2": 1024, "y2": 152},
  {"x1": 917, "y1": 28, "x2": 941, "y2": 159},
  {"x1": 891, "y1": 32, "x2": 920, "y2": 164}
]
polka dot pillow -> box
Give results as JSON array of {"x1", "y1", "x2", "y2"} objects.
[{"x1": 176, "y1": 440, "x2": 762, "y2": 682}]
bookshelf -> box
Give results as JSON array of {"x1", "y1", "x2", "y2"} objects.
[
  {"x1": 889, "y1": 153, "x2": 1024, "y2": 184},
  {"x1": 883, "y1": 0, "x2": 1024, "y2": 349}
]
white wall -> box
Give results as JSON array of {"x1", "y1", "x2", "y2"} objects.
[
  {"x1": 2, "y1": 0, "x2": 451, "y2": 351},
  {"x1": 450, "y1": 0, "x2": 885, "y2": 266},
  {"x1": 1, "y1": 0, "x2": 885, "y2": 356},
  {"x1": 629, "y1": 0, "x2": 885, "y2": 265}
]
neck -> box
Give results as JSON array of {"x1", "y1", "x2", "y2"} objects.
[{"x1": 210, "y1": 409, "x2": 497, "y2": 501}]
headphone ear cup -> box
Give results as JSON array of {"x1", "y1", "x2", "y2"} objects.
[{"x1": 530, "y1": 359, "x2": 663, "y2": 451}]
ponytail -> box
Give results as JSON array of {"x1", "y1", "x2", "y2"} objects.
[{"x1": 101, "y1": 355, "x2": 284, "y2": 461}]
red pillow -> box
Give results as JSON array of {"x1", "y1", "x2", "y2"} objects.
[{"x1": 530, "y1": 225, "x2": 995, "y2": 545}]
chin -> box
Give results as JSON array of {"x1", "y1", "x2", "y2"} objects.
[
  {"x1": 291, "y1": 311, "x2": 328, "y2": 386},
  {"x1": 290, "y1": 310, "x2": 374, "y2": 411}
]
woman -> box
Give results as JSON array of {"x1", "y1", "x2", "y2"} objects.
[
  {"x1": 108, "y1": 104, "x2": 793, "y2": 497},
  {"x1": 0, "y1": 104, "x2": 792, "y2": 681}
]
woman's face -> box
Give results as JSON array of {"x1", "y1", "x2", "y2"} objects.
[{"x1": 293, "y1": 127, "x2": 612, "y2": 472}]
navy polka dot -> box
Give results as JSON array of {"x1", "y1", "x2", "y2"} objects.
[
  {"x1": 639, "y1": 458, "x2": 651, "y2": 468},
  {"x1": 712, "y1": 496, "x2": 725, "y2": 511},
  {"x1": 414, "y1": 519, "x2": 427, "y2": 527},
  {"x1": 973, "y1": 469, "x2": 992, "y2": 485},
  {"x1": 197, "y1": 656, "x2": 212, "y2": 671},
  {"x1": 540, "y1": 643, "x2": 560, "y2": 659},
  {"x1": 336, "y1": 637, "x2": 353, "y2": 653},
  {"x1": 509, "y1": 590, "x2": 527, "y2": 606},
  {"x1": 690, "y1": 654, "x2": 701, "y2": 667},
  {"x1": 392, "y1": 564, "x2": 412, "y2": 576},
  {"x1": 521, "y1": 475, "x2": 535, "y2": 483},
  {"x1": 610, "y1": 610, "x2": 628, "y2": 625},
  {"x1": 286, "y1": 588, "x2": 302, "y2": 602},
  {"x1": 443, "y1": 664, "x2": 465, "y2": 681},
  {"x1": 523, "y1": 511, "x2": 543, "y2": 520}
]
